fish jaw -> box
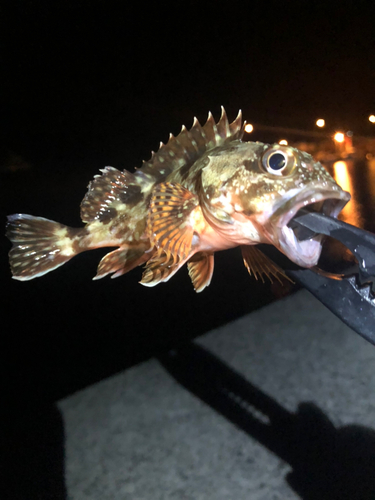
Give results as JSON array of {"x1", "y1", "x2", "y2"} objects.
[{"x1": 260, "y1": 185, "x2": 351, "y2": 267}]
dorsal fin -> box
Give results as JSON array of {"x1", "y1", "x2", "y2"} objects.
[
  {"x1": 80, "y1": 167, "x2": 142, "y2": 223},
  {"x1": 135, "y1": 107, "x2": 244, "y2": 183}
]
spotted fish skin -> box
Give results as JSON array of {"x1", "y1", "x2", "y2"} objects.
[{"x1": 6, "y1": 107, "x2": 350, "y2": 291}]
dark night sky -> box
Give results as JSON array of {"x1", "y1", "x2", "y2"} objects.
[
  {"x1": 2, "y1": 1, "x2": 375, "y2": 167},
  {"x1": 2, "y1": 1, "x2": 375, "y2": 401}
]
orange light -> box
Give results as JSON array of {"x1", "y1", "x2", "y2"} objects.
[
  {"x1": 279, "y1": 139, "x2": 288, "y2": 145},
  {"x1": 316, "y1": 119, "x2": 325, "y2": 127},
  {"x1": 369, "y1": 115, "x2": 375, "y2": 123},
  {"x1": 333, "y1": 161, "x2": 350, "y2": 191},
  {"x1": 244, "y1": 123, "x2": 254, "y2": 133},
  {"x1": 334, "y1": 132, "x2": 345, "y2": 143},
  {"x1": 333, "y1": 161, "x2": 361, "y2": 227}
]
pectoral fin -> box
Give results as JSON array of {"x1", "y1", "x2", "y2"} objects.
[
  {"x1": 147, "y1": 182, "x2": 199, "y2": 262},
  {"x1": 241, "y1": 245, "x2": 293, "y2": 284},
  {"x1": 187, "y1": 252, "x2": 214, "y2": 292},
  {"x1": 141, "y1": 182, "x2": 200, "y2": 286}
]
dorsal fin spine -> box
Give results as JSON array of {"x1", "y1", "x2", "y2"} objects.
[
  {"x1": 217, "y1": 106, "x2": 231, "y2": 139},
  {"x1": 136, "y1": 108, "x2": 243, "y2": 183}
]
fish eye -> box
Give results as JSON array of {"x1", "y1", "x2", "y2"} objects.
[
  {"x1": 268, "y1": 152, "x2": 286, "y2": 171},
  {"x1": 261, "y1": 147, "x2": 296, "y2": 176}
]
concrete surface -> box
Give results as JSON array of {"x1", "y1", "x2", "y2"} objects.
[{"x1": 58, "y1": 290, "x2": 375, "y2": 499}]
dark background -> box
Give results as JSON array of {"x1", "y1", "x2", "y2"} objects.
[
  {"x1": 1, "y1": 2, "x2": 375, "y2": 497},
  {"x1": 2, "y1": 0, "x2": 375, "y2": 417}
]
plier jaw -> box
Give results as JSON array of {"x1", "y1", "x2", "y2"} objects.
[{"x1": 290, "y1": 209, "x2": 375, "y2": 285}]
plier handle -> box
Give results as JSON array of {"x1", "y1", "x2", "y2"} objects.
[{"x1": 282, "y1": 211, "x2": 375, "y2": 346}]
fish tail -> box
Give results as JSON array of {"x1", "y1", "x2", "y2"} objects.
[{"x1": 6, "y1": 214, "x2": 81, "y2": 280}]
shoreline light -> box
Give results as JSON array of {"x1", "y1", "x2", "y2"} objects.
[
  {"x1": 279, "y1": 139, "x2": 288, "y2": 145},
  {"x1": 334, "y1": 132, "x2": 345, "y2": 143},
  {"x1": 369, "y1": 115, "x2": 375, "y2": 123},
  {"x1": 244, "y1": 123, "x2": 254, "y2": 133},
  {"x1": 316, "y1": 118, "x2": 325, "y2": 128}
]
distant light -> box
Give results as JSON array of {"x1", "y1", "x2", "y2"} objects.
[
  {"x1": 244, "y1": 123, "x2": 254, "y2": 133},
  {"x1": 279, "y1": 139, "x2": 288, "y2": 145},
  {"x1": 316, "y1": 119, "x2": 325, "y2": 128},
  {"x1": 369, "y1": 115, "x2": 375, "y2": 123},
  {"x1": 333, "y1": 161, "x2": 350, "y2": 191},
  {"x1": 334, "y1": 132, "x2": 345, "y2": 143}
]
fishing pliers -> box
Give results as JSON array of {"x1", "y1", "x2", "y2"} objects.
[{"x1": 278, "y1": 211, "x2": 375, "y2": 346}]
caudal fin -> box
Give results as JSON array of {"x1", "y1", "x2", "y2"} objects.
[{"x1": 6, "y1": 214, "x2": 80, "y2": 280}]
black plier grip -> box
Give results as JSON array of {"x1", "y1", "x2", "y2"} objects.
[{"x1": 285, "y1": 211, "x2": 375, "y2": 346}]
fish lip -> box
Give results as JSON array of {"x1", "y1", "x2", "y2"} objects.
[
  {"x1": 276, "y1": 186, "x2": 351, "y2": 228},
  {"x1": 266, "y1": 185, "x2": 351, "y2": 267}
]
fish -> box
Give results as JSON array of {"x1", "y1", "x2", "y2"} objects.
[{"x1": 6, "y1": 107, "x2": 351, "y2": 292}]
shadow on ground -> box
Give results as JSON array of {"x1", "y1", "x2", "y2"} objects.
[
  {"x1": 159, "y1": 342, "x2": 375, "y2": 500},
  {"x1": 3, "y1": 341, "x2": 375, "y2": 499}
]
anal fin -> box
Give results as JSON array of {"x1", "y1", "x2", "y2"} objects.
[
  {"x1": 94, "y1": 247, "x2": 148, "y2": 280},
  {"x1": 241, "y1": 245, "x2": 293, "y2": 284},
  {"x1": 187, "y1": 252, "x2": 214, "y2": 293}
]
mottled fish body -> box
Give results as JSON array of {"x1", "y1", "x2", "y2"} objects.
[{"x1": 6, "y1": 108, "x2": 350, "y2": 292}]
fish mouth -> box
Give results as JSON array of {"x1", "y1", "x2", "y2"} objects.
[{"x1": 266, "y1": 185, "x2": 351, "y2": 267}]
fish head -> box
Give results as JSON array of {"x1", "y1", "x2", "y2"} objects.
[{"x1": 200, "y1": 142, "x2": 350, "y2": 267}]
